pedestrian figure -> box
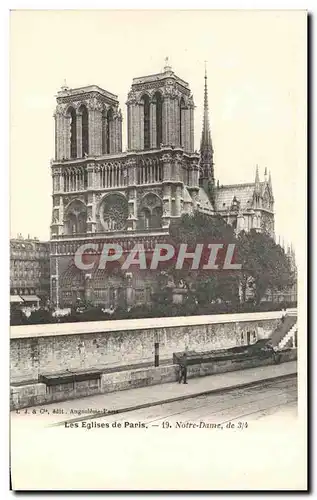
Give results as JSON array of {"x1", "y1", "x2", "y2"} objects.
[
  {"x1": 273, "y1": 347, "x2": 281, "y2": 364},
  {"x1": 178, "y1": 350, "x2": 188, "y2": 384},
  {"x1": 281, "y1": 307, "x2": 286, "y2": 323}
]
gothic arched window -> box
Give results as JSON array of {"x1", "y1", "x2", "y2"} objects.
[
  {"x1": 78, "y1": 212, "x2": 87, "y2": 233},
  {"x1": 137, "y1": 193, "x2": 163, "y2": 230},
  {"x1": 68, "y1": 214, "x2": 77, "y2": 234},
  {"x1": 141, "y1": 95, "x2": 150, "y2": 150},
  {"x1": 106, "y1": 108, "x2": 113, "y2": 154},
  {"x1": 154, "y1": 92, "x2": 163, "y2": 147},
  {"x1": 64, "y1": 200, "x2": 87, "y2": 235},
  {"x1": 69, "y1": 107, "x2": 77, "y2": 158},
  {"x1": 179, "y1": 97, "x2": 186, "y2": 147},
  {"x1": 152, "y1": 206, "x2": 163, "y2": 228},
  {"x1": 78, "y1": 104, "x2": 89, "y2": 157},
  {"x1": 139, "y1": 207, "x2": 151, "y2": 229},
  {"x1": 102, "y1": 109, "x2": 107, "y2": 154}
]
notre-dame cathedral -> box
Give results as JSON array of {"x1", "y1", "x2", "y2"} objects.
[{"x1": 50, "y1": 59, "x2": 275, "y2": 308}]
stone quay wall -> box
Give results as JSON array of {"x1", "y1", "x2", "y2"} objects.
[
  {"x1": 11, "y1": 312, "x2": 282, "y2": 383},
  {"x1": 10, "y1": 350, "x2": 297, "y2": 410}
]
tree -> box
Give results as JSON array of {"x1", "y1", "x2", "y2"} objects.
[
  {"x1": 27, "y1": 308, "x2": 52, "y2": 324},
  {"x1": 79, "y1": 307, "x2": 111, "y2": 322},
  {"x1": 237, "y1": 229, "x2": 294, "y2": 305},
  {"x1": 158, "y1": 212, "x2": 240, "y2": 306},
  {"x1": 10, "y1": 306, "x2": 27, "y2": 326},
  {"x1": 169, "y1": 212, "x2": 235, "y2": 246}
]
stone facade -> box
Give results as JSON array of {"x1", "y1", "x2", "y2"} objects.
[
  {"x1": 126, "y1": 61, "x2": 194, "y2": 152},
  {"x1": 50, "y1": 61, "x2": 275, "y2": 308},
  {"x1": 10, "y1": 312, "x2": 282, "y2": 382},
  {"x1": 50, "y1": 63, "x2": 200, "y2": 307},
  {"x1": 10, "y1": 350, "x2": 296, "y2": 410},
  {"x1": 213, "y1": 167, "x2": 275, "y2": 237},
  {"x1": 10, "y1": 235, "x2": 50, "y2": 302}
]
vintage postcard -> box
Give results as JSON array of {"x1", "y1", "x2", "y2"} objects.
[{"x1": 9, "y1": 9, "x2": 307, "y2": 491}]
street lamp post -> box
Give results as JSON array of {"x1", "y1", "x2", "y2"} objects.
[{"x1": 154, "y1": 331, "x2": 160, "y2": 367}]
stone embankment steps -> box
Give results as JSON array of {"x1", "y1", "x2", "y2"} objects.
[
  {"x1": 270, "y1": 315, "x2": 297, "y2": 348},
  {"x1": 283, "y1": 329, "x2": 298, "y2": 350},
  {"x1": 279, "y1": 324, "x2": 297, "y2": 349}
]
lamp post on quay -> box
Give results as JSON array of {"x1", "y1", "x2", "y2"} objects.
[{"x1": 154, "y1": 331, "x2": 160, "y2": 367}]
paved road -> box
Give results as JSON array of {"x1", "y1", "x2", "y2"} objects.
[{"x1": 79, "y1": 375, "x2": 297, "y2": 428}]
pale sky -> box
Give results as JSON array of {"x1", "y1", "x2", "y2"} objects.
[{"x1": 10, "y1": 10, "x2": 306, "y2": 253}]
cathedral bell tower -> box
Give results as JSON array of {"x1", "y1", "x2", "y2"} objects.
[
  {"x1": 126, "y1": 58, "x2": 195, "y2": 152},
  {"x1": 51, "y1": 83, "x2": 123, "y2": 239},
  {"x1": 54, "y1": 83, "x2": 123, "y2": 161}
]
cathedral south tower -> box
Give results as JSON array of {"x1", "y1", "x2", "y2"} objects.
[{"x1": 126, "y1": 58, "x2": 195, "y2": 152}]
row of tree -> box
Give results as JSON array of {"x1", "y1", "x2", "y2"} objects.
[{"x1": 164, "y1": 212, "x2": 294, "y2": 307}]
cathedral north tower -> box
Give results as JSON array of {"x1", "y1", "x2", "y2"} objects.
[{"x1": 54, "y1": 83, "x2": 123, "y2": 161}]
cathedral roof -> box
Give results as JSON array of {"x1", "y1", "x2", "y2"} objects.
[
  {"x1": 198, "y1": 187, "x2": 214, "y2": 213},
  {"x1": 214, "y1": 182, "x2": 266, "y2": 211}
]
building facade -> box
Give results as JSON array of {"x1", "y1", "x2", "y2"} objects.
[
  {"x1": 50, "y1": 61, "x2": 275, "y2": 308},
  {"x1": 10, "y1": 235, "x2": 50, "y2": 306}
]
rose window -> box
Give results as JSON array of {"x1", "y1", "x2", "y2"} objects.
[{"x1": 100, "y1": 194, "x2": 128, "y2": 231}]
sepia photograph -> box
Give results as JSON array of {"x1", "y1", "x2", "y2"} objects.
[{"x1": 9, "y1": 8, "x2": 307, "y2": 491}]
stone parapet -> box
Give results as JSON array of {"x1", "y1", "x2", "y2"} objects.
[
  {"x1": 11, "y1": 312, "x2": 283, "y2": 382},
  {"x1": 10, "y1": 350, "x2": 296, "y2": 411}
]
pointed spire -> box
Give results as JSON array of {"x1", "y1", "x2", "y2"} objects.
[
  {"x1": 290, "y1": 242, "x2": 296, "y2": 261},
  {"x1": 255, "y1": 164, "x2": 260, "y2": 182},
  {"x1": 264, "y1": 167, "x2": 268, "y2": 183},
  {"x1": 268, "y1": 170, "x2": 272, "y2": 187},
  {"x1": 201, "y1": 62, "x2": 212, "y2": 148},
  {"x1": 254, "y1": 164, "x2": 261, "y2": 195},
  {"x1": 199, "y1": 63, "x2": 214, "y2": 191}
]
